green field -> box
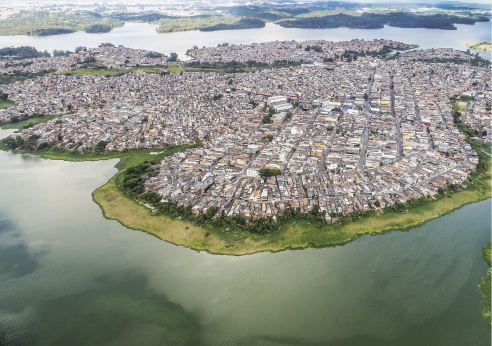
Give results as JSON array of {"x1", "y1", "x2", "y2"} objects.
[
  {"x1": 166, "y1": 65, "x2": 183, "y2": 73},
  {"x1": 0, "y1": 100, "x2": 16, "y2": 109},
  {"x1": 0, "y1": 112, "x2": 68, "y2": 130}
]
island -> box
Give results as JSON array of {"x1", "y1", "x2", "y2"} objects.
[
  {"x1": 467, "y1": 42, "x2": 492, "y2": 53},
  {"x1": 200, "y1": 18, "x2": 265, "y2": 31},
  {"x1": 85, "y1": 24, "x2": 112, "y2": 33},
  {"x1": 0, "y1": 40, "x2": 490, "y2": 256}
]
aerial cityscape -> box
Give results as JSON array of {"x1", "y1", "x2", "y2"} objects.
[{"x1": 0, "y1": 0, "x2": 490, "y2": 345}]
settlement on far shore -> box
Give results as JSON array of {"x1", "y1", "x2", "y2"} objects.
[{"x1": 0, "y1": 39, "x2": 490, "y2": 223}]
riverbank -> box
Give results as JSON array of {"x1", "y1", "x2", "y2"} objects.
[
  {"x1": 91, "y1": 149, "x2": 491, "y2": 256},
  {"x1": 479, "y1": 242, "x2": 491, "y2": 328}
]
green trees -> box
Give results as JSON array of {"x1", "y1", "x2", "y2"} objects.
[
  {"x1": 94, "y1": 140, "x2": 109, "y2": 151},
  {"x1": 200, "y1": 18, "x2": 265, "y2": 31},
  {"x1": 85, "y1": 24, "x2": 112, "y2": 33},
  {"x1": 263, "y1": 134, "x2": 274, "y2": 141},
  {"x1": 53, "y1": 50, "x2": 73, "y2": 57},
  {"x1": 259, "y1": 168, "x2": 281, "y2": 177},
  {"x1": 206, "y1": 206, "x2": 217, "y2": 219},
  {"x1": 168, "y1": 53, "x2": 178, "y2": 62}
]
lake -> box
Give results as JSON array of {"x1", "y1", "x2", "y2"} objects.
[
  {"x1": 0, "y1": 21, "x2": 491, "y2": 345},
  {"x1": 0, "y1": 129, "x2": 490, "y2": 345},
  {"x1": 0, "y1": 21, "x2": 490, "y2": 61}
]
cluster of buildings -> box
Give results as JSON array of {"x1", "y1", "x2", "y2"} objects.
[
  {"x1": 188, "y1": 39, "x2": 412, "y2": 64},
  {"x1": 1, "y1": 44, "x2": 490, "y2": 222},
  {"x1": 0, "y1": 45, "x2": 169, "y2": 74}
]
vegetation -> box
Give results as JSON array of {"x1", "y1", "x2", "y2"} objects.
[
  {"x1": 259, "y1": 168, "x2": 281, "y2": 177},
  {"x1": 200, "y1": 18, "x2": 265, "y2": 31},
  {"x1": 278, "y1": 12, "x2": 489, "y2": 30},
  {"x1": 90, "y1": 141, "x2": 490, "y2": 255},
  {"x1": 0, "y1": 11, "x2": 123, "y2": 36},
  {"x1": 479, "y1": 242, "x2": 491, "y2": 328},
  {"x1": 466, "y1": 42, "x2": 492, "y2": 53},
  {"x1": 0, "y1": 112, "x2": 68, "y2": 130},
  {"x1": 85, "y1": 24, "x2": 112, "y2": 33},
  {"x1": 415, "y1": 53, "x2": 490, "y2": 67},
  {"x1": 154, "y1": 15, "x2": 238, "y2": 33},
  {"x1": 0, "y1": 99, "x2": 16, "y2": 110},
  {"x1": 0, "y1": 69, "x2": 57, "y2": 85},
  {"x1": 4, "y1": 122, "x2": 482, "y2": 255},
  {"x1": 0, "y1": 46, "x2": 51, "y2": 59}
]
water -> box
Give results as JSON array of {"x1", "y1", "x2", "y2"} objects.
[
  {"x1": 0, "y1": 22, "x2": 491, "y2": 345},
  {"x1": 0, "y1": 127, "x2": 490, "y2": 345},
  {"x1": 0, "y1": 21, "x2": 490, "y2": 61}
]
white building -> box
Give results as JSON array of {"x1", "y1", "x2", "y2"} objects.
[
  {"x1": 267, "y1": 96, "x2": 288, "y2": 107},
  {"x1": 247, "y1": 168, "x2": 260, "y2": 177}
]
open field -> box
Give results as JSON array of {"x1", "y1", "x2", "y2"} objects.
[
  {"x1": 91, "y1": 148, "x2": 491, "y2": 255},
  {"x1": 0, "y1": 112, "x2": 67, "y2": 129},
  {"x1": 0, "y1": 100, "x2": 15, "y2": 109}
]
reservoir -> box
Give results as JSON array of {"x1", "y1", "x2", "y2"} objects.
[
  {"x1": 0, "y1": 21, "x2": 490, "y2": 61},
  {"x1": 0, "y1": 21, "x2": 490, "y2": 345},
  {"x1": 0, "y1": 129, "x2": 490, "y2": 345}
]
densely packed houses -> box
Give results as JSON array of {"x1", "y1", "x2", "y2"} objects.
[
  {"x1": 188, "y1": 39, "x2": 411, "y2": 64},
  {"x1": 0, "y1": 45, "x2": 169, "y2": 74},
  {"x1": 1, "y1": 44, "x2": 489, "y2": 222}
]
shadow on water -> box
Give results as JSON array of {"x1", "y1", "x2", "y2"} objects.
[
  {"x1": 0, "y1": 217, "x2": 48, "y2": 280},
  {"x1": 2, "y1": 270, "x2": 204, "y2": 346}
]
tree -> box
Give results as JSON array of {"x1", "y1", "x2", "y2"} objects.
[
  {"x1": 259, "y1": 168, "x2": 281, "y2": 177},
  {"x1": 168, "y1": 52, "x2": 178, "y2": 62},
  {"x1": 364, "y1": 93, "x2": 368, "y2": 101},
  {"x1": 206, "y1": 206, "x2": 217, "y2": 219},
  {"x1": 311, "y1": 204, "x2": 320, "y2": 216}
]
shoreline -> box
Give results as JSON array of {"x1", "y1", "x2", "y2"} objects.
[
  {"x1": 92, "y1": 154, "x2": 490, "y2": 256},
  {"x1": 0, "y1": 141, "x2": 489, "y2": 256}
]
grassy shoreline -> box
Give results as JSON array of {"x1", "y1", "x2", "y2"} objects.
[
  {"x1": 479, "y1": 242, "x2": 491, "y2": 328},
  {"x1": 0, "y1": 140, "x2": 490, "y2": 256},
  {"x1": 92, "y1": 148, "x2": 490, "y2": 255}
]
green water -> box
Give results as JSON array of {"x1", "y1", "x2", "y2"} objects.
[{"x1": 0, "y1": 131, "x2": 490, "y2": 346}]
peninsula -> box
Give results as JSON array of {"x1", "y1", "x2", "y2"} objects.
[
  {"x1": 0, "y1": 40, "x2": 490, "y2": 255},
  {"x1": 467, "y1": 42, "x2": 492, "y2": 53}
]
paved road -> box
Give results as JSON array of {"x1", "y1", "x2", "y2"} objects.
[
  {"x1": 358, "y1": 68, "x2": 376, "y2": 171},
  {"x1": 390, "y1": 71, "x2": 403, "y2": 161},
  {"x1": 407, "y1": 76, "x2": 433, "y2": 150}
]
